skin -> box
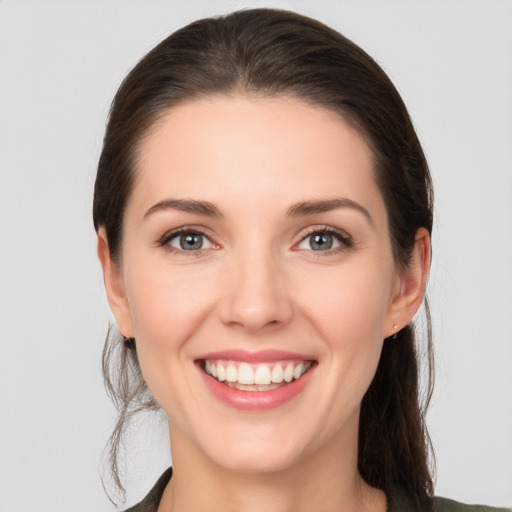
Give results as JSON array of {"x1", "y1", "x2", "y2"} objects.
[{"x1": 98, "y1": 95, "x2": 430, "y2": 512}]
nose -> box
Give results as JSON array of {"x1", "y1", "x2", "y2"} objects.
[{"x1": 218, "y1": 250, "x2": 293, "y2": 333}]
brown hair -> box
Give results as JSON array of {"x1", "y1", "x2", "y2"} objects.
[{"x1": 94, "y1": 8, "x2": 434, "y2": 509}]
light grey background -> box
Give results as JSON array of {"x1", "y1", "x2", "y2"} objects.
[{"x1": 1, "y1": 1, "x2": 511, "y2": 511}]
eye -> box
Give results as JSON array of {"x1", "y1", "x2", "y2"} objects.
[
  {"x1": 296, "y1": 228, "x2": 352, "y2": 253},
  {"x1": 160, "y1": 229, "x2": 216, "y2": 253}
]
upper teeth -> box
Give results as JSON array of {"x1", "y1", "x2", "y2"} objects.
[{"x1": 204, "y1": 360, "x2": 311, "y2": 385}]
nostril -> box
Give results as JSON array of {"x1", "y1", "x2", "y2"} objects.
[{"x1": 217, "y1": 266, "x2": 293, "y2": 331}]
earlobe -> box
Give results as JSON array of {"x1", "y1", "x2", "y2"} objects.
[
  {"x1": 97, "y1": 227, "x2": 134, "y2": 338},
  {"x1": 385, "y1": 228, "x2": 431, "y2": 337}
]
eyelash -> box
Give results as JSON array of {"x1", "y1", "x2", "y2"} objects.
[
  {"x1": 157, "y1": 225, "x2": 353, "y2": 256},
  {"x1": 295, "y1": 226, "x2": 353, "y2": 256},
  {"x1": 158, "y1": 227, "x2": 216, "y2": 256}
]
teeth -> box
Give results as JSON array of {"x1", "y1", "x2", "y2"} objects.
[
  {"x1": 238, "y1": 363, "x2": 254, "y2": 385},
  {"x1": 217, "y1": 364, "x2": 226, "y2": 382},
  {"x1": 293, "y1": 362, "x2": 304, "y2": 380},
  {"x1": 271, "y1": 364, "x2": 284, "y2": 383},
  {"x1": 225, "y1": 382, "x2": 282, "y2": 392},
  {"x1": 254, "y1": 365, "x2": 272, "y2": 385},
  {"x1": 204, "y1": 360, "x2": 312, "y2": 387},
  {"x1": 283, "y1": 363, "x2": 294, "y2": 383},
  {"x1": 226, "y1": 364, "x2": 237, "y2": 383}
]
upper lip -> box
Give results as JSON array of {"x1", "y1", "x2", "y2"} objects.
[{"x1": 196, "y1": 349, "x2": 314, "y2": 364}]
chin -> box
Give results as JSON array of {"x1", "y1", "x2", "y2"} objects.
[
  {"x1": 198, "y1": 423, "x2": 312, "y2": 475},
  {"x1": 211, "y1": 447, "x2": 303, "y2": 475}
]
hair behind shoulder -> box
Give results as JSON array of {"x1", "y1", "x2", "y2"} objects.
[{"x1": 94, "y1": 8, "x2": 435, "y2": 510}]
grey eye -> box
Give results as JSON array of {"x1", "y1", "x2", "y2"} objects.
[
  {"x1": 298, "y1": 231, "x2": 343, "y2": 252},
  {"x1": 180, "y1": 233, "x2": 203, "y2": 250},
  {"x1": 169, "y1": 232, "x2": 213, "y2": 251},
  {"x1": 309, "y1": 233, "x2": 333, "y2": 251}
]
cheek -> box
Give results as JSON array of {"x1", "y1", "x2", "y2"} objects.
[
  {"x1": 298, "y1": 260, "x2": 395, "y2": 340},
  {"x1": 126, "y1": 260, "x2": 218, "y2": 343},
  {"x1": 121, "y1": 258, "x2": 213, "y2": 384},
  {"x1": 297, "y1": 259, "x2": 394, "y2": 391}
]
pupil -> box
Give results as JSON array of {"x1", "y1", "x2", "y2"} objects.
[
  {"x1": 311, "y1": 233, "x2": 332, "y2": 251},
  {"x1": 181, "y1": 233, "x2": 202, "y2": 250}
]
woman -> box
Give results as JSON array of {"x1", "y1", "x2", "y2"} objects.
[{"x1": 93, "y1": 8, "x2": 510, "y2": 512}]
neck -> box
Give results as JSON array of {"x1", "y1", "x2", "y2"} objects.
[{"x1": 158, "y1": 421, "x2": 386, "y2": 512}]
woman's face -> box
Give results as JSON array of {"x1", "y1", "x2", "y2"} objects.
[{"x1": 100, "y1": 95, "x2": 426, "y2": 473}]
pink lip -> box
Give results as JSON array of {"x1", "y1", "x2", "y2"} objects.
[
  {"x1": 196, "y1": 349, "x2": 312, "y2": 364},
  {"x1": 196, "y1": 360, "x2": 316, "y2": 411}
]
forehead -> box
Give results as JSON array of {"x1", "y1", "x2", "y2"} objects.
[{"x1": 130, "y1": 94, "x2": 385, "y2": 220}]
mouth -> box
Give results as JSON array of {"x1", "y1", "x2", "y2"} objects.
[
  {"x1": 196, "y1": 350, "x2": 317, "y2": 410},
  {"x1": 202, "y1": 359, "x2": 313, "y2": 392}
]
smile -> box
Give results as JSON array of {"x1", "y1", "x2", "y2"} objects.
[
  {"x1": 196, "y1": 350, "x2": 317, "y2": 410},
  {"x1": 203, "y1": 360, "x2": 312, "y2": 391}
]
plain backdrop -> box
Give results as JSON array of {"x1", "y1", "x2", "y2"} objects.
[{"x1": 1, "y1": 1, "x2": 511, "y2": 511}]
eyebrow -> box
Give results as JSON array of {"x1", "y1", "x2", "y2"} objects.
[
  {"x1": 286, "y1": 198, "x2": 373, "y2": 225},
  {"x1": 143, "y1": 197, "x2": 372, "y2": 224},
  {"x1": 144, "y1": 199, "x2": 223, "y2": 219}
]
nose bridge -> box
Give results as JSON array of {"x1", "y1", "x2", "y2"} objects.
[{"x1": 220, "y1": 238, "x2": 292, "y2": 331}]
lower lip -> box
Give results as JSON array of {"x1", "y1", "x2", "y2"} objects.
[{"x1": 198, "y1": 363, "x2": 315, "y2": 411}]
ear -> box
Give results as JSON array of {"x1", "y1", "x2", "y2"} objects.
[
  {"x1": 384, "y1": 227, "x2": 431, "y2": 338},
  {"x1": 97, "y1": 226, "x2": 134, "y2": 338}
]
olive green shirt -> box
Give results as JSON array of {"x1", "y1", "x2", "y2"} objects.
[{"x1": 124, "y1": 468, "x2": 511, "y2": 512}]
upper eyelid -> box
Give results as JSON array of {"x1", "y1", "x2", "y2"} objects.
[
  {"x1": 156, "y1": 224, "x2": 352, "y2": 248},
  {"x1": 293, "y1": 225, "x2": 353, "y2": 251},
  {"x1": 297, "y1": 225, "x2": 352, "y2": 241},
  {"x1": 159, "y1": 225, "x2": 215, "y2": 243},
  {"x1": 158, "y1": 227, "x2": 219, "y2": 255}
]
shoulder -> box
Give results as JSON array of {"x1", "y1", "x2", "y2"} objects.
[
  {"x1": 123, "y1": 467, "x2": 173, "y2": 512},
  {"x1": 388, "y1": 489, "x2": 511, "y2": 512},
  {"x1": 434, "y1": 497, "x2": 512, "y2": 512}
]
